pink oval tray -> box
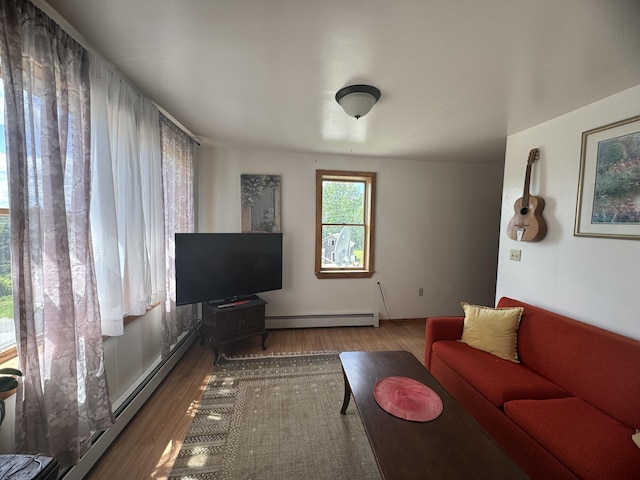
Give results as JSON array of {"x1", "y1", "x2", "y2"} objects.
[{"x1": 373, "y1": 376, "x2": 443, "y2": 422}]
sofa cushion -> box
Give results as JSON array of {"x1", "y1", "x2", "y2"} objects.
[
  {"x1": 498, "y1": 297, "x2": 640, "y2": 429},
  {"x1": 504, "y1": 397, "x2": 640, "y2": 480},
  {"x1": 424, "y1": 316, "x2": 464, "y2": 368},
  {"x1": 431, "y1": 340, "x2": 569, "y2": 407},
  {"x1": 459, "y1": 302, "x2": 523, "y2": 362}
]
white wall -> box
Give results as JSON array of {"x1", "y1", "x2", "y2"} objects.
[
  {"x1": 198, "y1": 147, "x2": 504, "y2": 320},
  {"x1": 103, "y1": 306, "x2": 164, "y2": 407},
  {"x1": 0, "y1": 393, "x2": 16, "y2": 452},
  {"x1": 497, "y1": 84, "x2": 640, "y2": 340}
]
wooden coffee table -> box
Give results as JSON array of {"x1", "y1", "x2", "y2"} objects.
[{"x1": 339, "y1": 351, "x2": 530, "y2": 480}]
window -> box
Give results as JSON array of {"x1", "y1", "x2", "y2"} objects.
[
  {"x1": 315, "y1": 170, "x2": 376, "y2": 278},
  {"x1": 0, "y1": 78, "x2": 15, "y2": 363}
]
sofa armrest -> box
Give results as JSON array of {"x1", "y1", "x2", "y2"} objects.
[{"x1": 424, "y1": 316, "x2": 464, "y2": 369}]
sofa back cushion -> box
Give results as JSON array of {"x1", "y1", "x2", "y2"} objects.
[{"x1": 498, "y1": 297, "x2": 640, "y2": 429}]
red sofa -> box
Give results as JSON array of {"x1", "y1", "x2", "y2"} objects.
[{"x1": 424, "y1": 297, "x2": 640, "y2": 480}]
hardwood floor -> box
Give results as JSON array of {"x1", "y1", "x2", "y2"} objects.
[{"x1": 84, "y1": 320, "x2": 426, "y2": 479}]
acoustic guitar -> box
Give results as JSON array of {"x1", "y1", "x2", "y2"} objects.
[{"x1": 507, "y1": 148, "x2": 547, "y2": 242}]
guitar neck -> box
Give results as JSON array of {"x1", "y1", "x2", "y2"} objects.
[
  {"x1": 521, "y1": 148, "x2": 538, "y2": 206},
  {"x1": 521, "y1": 164, "x2": 532, "y2": 205}
]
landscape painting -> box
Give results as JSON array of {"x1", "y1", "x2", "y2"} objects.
[{"x1": 575, "y1": 115, "x2": 640, "y2": 239}]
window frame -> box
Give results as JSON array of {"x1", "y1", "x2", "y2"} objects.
[
  {"x1": 0, "y1": 208, "x2": 15, "y2": 364},
  {"x1": 315, "y1": 170, "x2": 376, "y2": 279},
  {"x1": 0, "y1": 70, "x2": 14, "y2": 364}
]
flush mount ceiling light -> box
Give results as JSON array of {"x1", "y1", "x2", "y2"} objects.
[{"x1": 335, "y1": 84, "x2": 381, "y2": 119}]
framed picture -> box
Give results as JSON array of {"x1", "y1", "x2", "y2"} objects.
[
  {"x1": 241, "y1": 174, "x2": 281, "y2": 233},
  {"x1": 574, "y1": 115, "x2": 640, "y2": 239}
]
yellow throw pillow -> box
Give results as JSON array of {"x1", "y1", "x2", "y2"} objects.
[{"x1": 459, "y1": 302, "x2": 523, "y2": 362}]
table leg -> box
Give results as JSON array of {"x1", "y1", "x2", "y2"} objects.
[
  {"x1": 213, "y1": 346, "x2": 220, "y2": 366},
  {"x1": 340, "y1": 368, "x2": 352, "y2": 414}
]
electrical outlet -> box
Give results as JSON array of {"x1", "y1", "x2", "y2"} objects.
[
  {"x1": 509, "y1": 249, "x2": 521, "y2": 262},
  {"x1": 418, "y1": 288, "x2": 424, "y2": 296}
]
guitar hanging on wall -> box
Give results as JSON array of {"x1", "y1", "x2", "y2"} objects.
[{"x1": 507, "y1": 148, "x2": 547, "y2": 242}]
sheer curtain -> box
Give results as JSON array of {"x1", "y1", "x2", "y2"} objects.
[
  {"x1": 160, "y1": 115, "x2": 197, "y2": 356},
  {"x1": 0, "y1": 0, "x2": 113, "y2": 465},
  {"x1": 91, "y1": 57, "x2": 196, "y2": 350},
  {"x1": 89, "y1": 57, "x2": 166, "y2": 336}
]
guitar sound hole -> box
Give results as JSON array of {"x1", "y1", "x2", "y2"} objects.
[{"x1": 520, "y1": 207, "x2": 529, "y2": 215}]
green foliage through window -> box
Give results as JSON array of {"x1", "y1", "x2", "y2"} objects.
[{"x1": 315, "y1": 170, "x2": 376, "y2": 278}]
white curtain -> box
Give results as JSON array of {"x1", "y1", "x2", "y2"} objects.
[
  {"x1": 89, "y1": 58, "x2": 165, "y2": 336},
  {"x1": 140, "y1": 106, "x2": 166, "y2": 307}
]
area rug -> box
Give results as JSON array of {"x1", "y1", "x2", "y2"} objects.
[{"x1": 169, "y1": 352, "x2": 381, "y2": 480}]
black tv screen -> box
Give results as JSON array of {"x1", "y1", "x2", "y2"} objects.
[{"x1": 175, "y1": 233, "x2": 283, "y2": 306}]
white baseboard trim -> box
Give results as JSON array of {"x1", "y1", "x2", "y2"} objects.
[{"x1": 266, "y1": 312, "x2": 379, "y2": 329}]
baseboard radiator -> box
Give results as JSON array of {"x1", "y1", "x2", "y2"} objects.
[
  {"x1": 61, "y1": 330, "x2": 196, "y2": 480},
  {"x1": 266, "y1": 312, "x2": 379, "y2": 329}
]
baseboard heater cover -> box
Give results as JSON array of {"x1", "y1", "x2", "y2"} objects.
[
  {"x1": 266, "y1": 312, "x2": 379, "y2": 329},
  {"x1": 60, "y1": 329, "x2": 197, "y2": 480}
]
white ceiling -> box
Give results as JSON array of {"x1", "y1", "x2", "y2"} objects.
[{"x1": 42, "y1": 0, "x2": 640, "y2": 164}]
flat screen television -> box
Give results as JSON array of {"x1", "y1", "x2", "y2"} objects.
[{"x1": 175, "y1": 232, "x2": 283, "y2": 306}]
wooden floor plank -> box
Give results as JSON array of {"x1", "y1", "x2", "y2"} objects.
[{"x1": 84, "y1": 320, "x2": 426, "y2": 479}]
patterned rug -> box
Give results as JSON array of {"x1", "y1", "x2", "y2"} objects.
[{"x1": 169, "y1": 352, "x2": 381, "y2": 480}]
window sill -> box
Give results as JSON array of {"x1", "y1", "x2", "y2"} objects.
[
  {"x1": 123, "y1": 302, "x2": 161, "y2": 327},
  {"x1": 1, "y1": 303, "x2": 163, "y2": 366},
  {"x1": 0, "y1": 349, "x2": 18, "y2": 370},
  {"x1": 315, "y1": 270, "x2": 374, "y2": 279}
]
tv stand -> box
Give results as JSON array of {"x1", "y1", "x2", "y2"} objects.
[{"x1": 200, "y1": 295, "x2": 268, "y2": 364}]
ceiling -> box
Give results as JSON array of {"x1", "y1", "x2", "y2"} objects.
[{"x1": 41, "y1": 0, "x2": 640, "y2": 164}]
